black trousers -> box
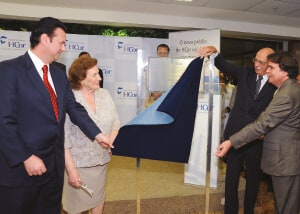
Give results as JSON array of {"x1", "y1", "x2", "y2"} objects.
[
  {"x1": 224, "y1": 140, "x2": 262, "y2": 214},
  {"x1": 0, "y1": 175, "x2": 63, "y2": 214}
]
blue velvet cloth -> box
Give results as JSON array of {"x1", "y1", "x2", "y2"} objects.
[{"x1": 112, "y1": 57, "x2": 203, "y2": 163}]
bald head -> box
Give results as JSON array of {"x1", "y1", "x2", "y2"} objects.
[{"x1": 257, "y1": 48, "x2": 275, "y2": 57}]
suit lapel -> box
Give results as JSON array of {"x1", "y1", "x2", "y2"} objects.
[
  {"x1": 23, "y1": 53, "x2": 58, "y2": 121},
  {"x1": 256, "y1": 81, "x2": 276, "y2": 101},
  {"x1": 247, "y1": 71, "x2": 257, "y2": 99}
]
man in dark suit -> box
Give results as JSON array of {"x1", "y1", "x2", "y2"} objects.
[
  {"x1": 52, "y1": 60, "x2": 66, "y2": 72},
  {"x1": 0, "y1": 17, "x2": 112, "y2": 214},
  {"x1": 199, "y1": 46, "x2": 276, "y2": 214},
  {"x1": 216, "y1": 51, "x2": 300, "y2": 214}
]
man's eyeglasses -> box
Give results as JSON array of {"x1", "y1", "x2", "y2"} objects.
[{"x1": 252, "y1": 58, "x2": 267, "y2": 66}]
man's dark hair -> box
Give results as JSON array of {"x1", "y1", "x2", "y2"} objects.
[
  {"x1": 78, "y1": 51, "x2": 90, "y2": 57},
  {"x1": 267, "y1": 51, "x2": 299, "y2": 79},
  {"x1": 156, "y1": 43, "x2": 170, "y2": 53},
  {"x1": 30, "y1": 17, "x2": 67, "y2": 48}
]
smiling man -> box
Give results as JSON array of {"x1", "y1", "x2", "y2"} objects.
[
  {"x1": 0, "y1": 17, "x2": 111, "y2": 214},
  {"x1": 198, "y1": 46, "x2": 276, "y2": 214},
  {"x1": 216, "y1": 51, "x2": 300, "y2": 214}
]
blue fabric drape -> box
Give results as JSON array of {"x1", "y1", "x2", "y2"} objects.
[{"x1": 112, "y1": 57, "x2": 203, "y2": 163}]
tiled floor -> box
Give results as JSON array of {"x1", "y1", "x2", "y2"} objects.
[
  {"x1": 241, "y1": 180, "x2": 275, "y2": 214},
  {"x1": 62, "y1": 156, "x2": 276, "y2": 213},
  {"x1": 106, "y1": 156, "x2": 276, "y2": 213}
]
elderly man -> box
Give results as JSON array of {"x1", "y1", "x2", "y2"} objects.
[{"x1": 199, "y1": 46, "x2": 276, "y2": 214}]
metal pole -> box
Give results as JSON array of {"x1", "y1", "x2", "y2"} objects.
[
  {"x1": 136, "y1": 158, "x2": 141, "y2": 214},
  {"x1": 204, "y1": 55, "x2": 216, "y2": 214}
]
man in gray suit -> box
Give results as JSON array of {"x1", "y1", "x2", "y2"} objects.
[{"x1": 216, "y1": 51, "x2": 300, "y2": 214}]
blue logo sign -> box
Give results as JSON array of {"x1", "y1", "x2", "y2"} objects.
[
  {"x1": 0, "y1": 35, "x2": 27, "y2": 49},
  {"x1": 0, "y1": 36, "x2": 7, "y2": 44},
  {"x1": 117, "y1": 41, "x2": 123, "y2": 49},
  {"x1": 199, "y1": 103, "x2": 209, "y2": 112},
  {"x1": 67, "y1": 43, "x2": 84, "y2": 51},
  {"x1": 8, "y1": 41, "x2": 26, "y2": 48},
  {"x1": 102, "y1": 68, "x2": 111, "y2": 75},
  {"x1": 117, "y1": 87, "x2": 123, "y2": 94},
  {"x1": 117, "y1": 41, "x2": 138, "y2": 53},
  {"x1": 65, "y1": 39, "x2": 85, "y2": 52},
  {"x1": 117, "y1": 86, "x2": 137, "y2": 98},
  {"x1": 198, "y1": 102, "x2": 215, "y2": 112}
]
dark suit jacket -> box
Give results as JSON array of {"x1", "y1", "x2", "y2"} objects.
[
  {"x1": 214, "y1": 54, "x2": 277, "y2": 139},
  {"x1": 0, "y1": 52, "x2": 101, "y2": 186},
  {"x1": 230, "y1": 79, "x2": 300, "y2": 176},
  {"x1": 52, "y1": 61, "x2": 66, "y2": 72},
  {"x1": 99, "y1": 68, "x2": 104, "y2": 88}
]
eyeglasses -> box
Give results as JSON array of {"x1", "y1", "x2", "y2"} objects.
[{"x1": 252, "y1": 58, "x2": 268, "y2": 66}]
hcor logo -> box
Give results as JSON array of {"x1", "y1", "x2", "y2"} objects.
[
  {"x1": 116, "y1": 87, "x2": 137, "y2": 98},
  {"x1": 0, "y1": 36, "x2": 7, "y2": 44},
  {"x1": 117, "y1": 87, "x2": 123, "y2": 94},
  {"x1": 117, "y1": 42, "x2": 123, "y2": 49}
]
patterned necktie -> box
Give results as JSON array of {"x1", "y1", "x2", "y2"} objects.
[
  {"x1": 255, "y1": 75, "x2": 263, "y2": 99},
  {"x1": 42, "y1": 65, "x2": 59, "y2": 121}
]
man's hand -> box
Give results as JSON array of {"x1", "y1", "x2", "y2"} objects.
[
  {"x1": 198, "y1": 46, "x2": 218, "y2": 58},
  {"x1": 215, "y1": 140, "x2": 232, "y2": 158},
  {"x1": 95, "y1": 133, "x2": 114, "y2": 149},
  {"x1": 23, "y1": 155, "x2": 47, "y2": 176}
]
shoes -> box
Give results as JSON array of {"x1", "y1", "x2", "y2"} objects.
[
  {"x1": 261, "y1": 173, "x2": 273, "y2": 193},
  {"x1": 267, "y1": 184, "x2": 273, "y2": 193}
]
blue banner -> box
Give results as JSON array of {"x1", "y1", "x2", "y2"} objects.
[{"x1": 112, "y1": 57, "x2": 203, "y2": 163}]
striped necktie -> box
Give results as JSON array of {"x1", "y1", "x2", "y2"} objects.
[{"x1": 255, "y1": 76, "x2": 263, "y2": 99}]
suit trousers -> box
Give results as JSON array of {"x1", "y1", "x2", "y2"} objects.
[
  {"x1": 224, "y1": 140, "x2": 262, "y2": 214},
  {"x1": 272, "y1": 174, "x2": 300, "y2": 214},
  {"x1": 0, "y1": 173, "x2": 63, "y2": 214}
]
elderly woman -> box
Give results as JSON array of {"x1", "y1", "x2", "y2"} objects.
[{"x1": 62, "y1": 56, "x2": 120, "y2": 214}]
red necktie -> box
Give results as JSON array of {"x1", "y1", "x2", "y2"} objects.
[{"x1": 42, "y1": 65, "x2": 59, "y2": 121}]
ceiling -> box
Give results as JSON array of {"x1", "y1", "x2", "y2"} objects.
[
  {"x1": 0, "y1": 0, "x2": 300, "y2": 40},
  {"x1": 1, "y1": 0, "x2": 300, "y2": 20},
  {"x1": 142, "y1": 0, "x2": 300, "y2": 18}
]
